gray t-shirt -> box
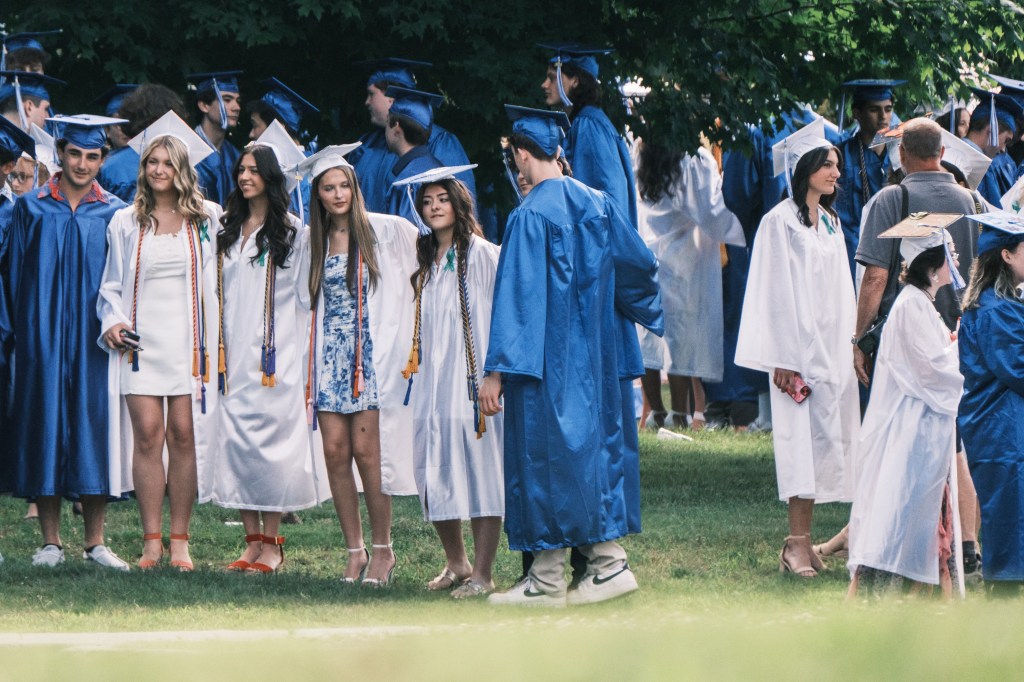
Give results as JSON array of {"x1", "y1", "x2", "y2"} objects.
[{"x1": 855, "y1": 171, "x2": 988, "y2": 329}]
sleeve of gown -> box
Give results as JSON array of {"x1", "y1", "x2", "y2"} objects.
[
  {"x1": 886, "y1": 296, "x2": 964, "y2": 415},
  {"x1": 607, "y1": 198, "x2": 663, "y2": 335},
  {"x1": 483, "y1": 210, "x2": 548, "y2": 379},
  {"x1": 0, "y1": 200, "x2": 26, "y2": 367},
  {"x1": 292, "y1": 221, "x2": 312, "y2": 312},
  {"x1": 734, "y1": 209, "x2": 805, "y2": 374},
  {"x1": 97, "y1": 211, "x2": 132, "y2": 341},
  {"x1": 571, "y1": 116, "x2": 631, "y2": 219},
  {"x1": 678, "y1": 150, "x2": 745, "y2": 247},
  {"x1": 979, "y1": 298, "x2": 1024, "y2": 396}
]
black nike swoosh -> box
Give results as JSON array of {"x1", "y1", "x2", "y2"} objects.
[
  {"x1": 524, "y1": 589, "x2": 550, "y2": 598},
  {"x1": 592, "y1": 567, "x2": 629, "y2": 585}
]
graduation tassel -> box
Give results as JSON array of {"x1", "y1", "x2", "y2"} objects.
[
  {"x1": 201, "y1": 348, "x2": 210, "y2": 383},
  {"x1": 218, "y1": 344, "x2": 227, "y2": 393},
  {"x1": 217, "y1": 252, "x2": 228, "y2": 395},
  {"x1": 402, "y1": 272, "x2": 425, "y2": 406},
  {"x1": 200, "y1": 383, "x2": 207, "y2": 415},
  {"x1": 212, "y1": 77, "x2": 229, "y2": 131},
  {"x1": 555, "y1": 57, "x2": 573, "y2": 108},
  {"x1": 989, "y1": 93, "x2": 999, "y2": 148},
  {"x1": 260, "y1": 254, "x2": 277, "y2": 387},
  {"x1": 403, "y1": 375, "x2": 414, "y2": 406},
  {"x1": 948, "y1": 94, "x2": 956, "y2": 134},
  {"x1": 130, "y1": 348, "x2": 139, "y2": 372},
  {"x1": 837, "y1": 91, "x2": 847, "y2": 133},
  {"x1": 13, "y1": 76, "x2": 28, "y2": 130}
]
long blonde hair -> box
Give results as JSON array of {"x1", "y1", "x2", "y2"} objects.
[
  {"x1": 133, "y1": 135, "x2": 207, "y2": 230},
  {"x1": 308, "y1": 164, "x2": 380, "y2": 306},
  {"x1": 961, "y1": 244, "x2": 1023, "y2": 311}
]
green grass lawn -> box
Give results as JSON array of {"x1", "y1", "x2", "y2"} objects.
[{"x1": 0, "y1": 430, "x2": 1020, "y2": 680}]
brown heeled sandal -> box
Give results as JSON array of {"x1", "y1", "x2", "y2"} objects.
[
  {"x1": 138, "y1": 532, "x2": 164, "y2": 570},
  {"x1": 227, "y1": 533, "x2": 263, "y2": 572},
  {"x1": 247, "y1": 535, "x2": 285, "y2": 574},
  {"x1": 169, "y1": 533, "x2": 194, "y2": 572}
]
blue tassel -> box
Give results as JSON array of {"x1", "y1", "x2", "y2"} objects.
[
  {"x1": 312, "y1": 405, "x2": 318, "y2": 431},
  {"x1": 218, "y1": 372, "x2": 225, "y2": 394},
  {"x1": 131, "y1": 350, "x2": 139, "y2": 372},
  {"x1": 403, "y1": 376, "x2": 414, "y2": 406},
  {"x1": 200, "y1": 384, "x2": 207, "y2": 415},
  {"x1": 265, "y1": 346, "x2": 276, "y2": 375},
  {"x1": 198, "y1": 343, "x2": 207, "y2": 377}
]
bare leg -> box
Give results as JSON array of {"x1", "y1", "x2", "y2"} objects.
[
  {"x1": 782, "y1": 497, "x2": 818, "y2": 577},
  {"x1": 252, "y1": 511, "x2": 284, "y2": 569},
  {"x1": 666, "y1": 374, "x2": 690, "y2": 427},
  {"x1": 79, "y1": 495, "x2": 107, "y2": 549},
  {"x1": 235, "y1": 510, "x2": 263, "y2": 566},
  {"x1": 165, "y1": 395, "x2": 197, "y2": 566},
  {"x1": 350, "y1": 410, "x2": 394, "y2": 582},
  {"x1": 37, "y1": 495, "x2": 62, "y2": 547},
  {"x1": 468, "y1": 516, "x2": 502, "y2": 586},
  {"x1": 126, "y1": 395, "x2": 168, "y2": 564},
  {"x1": 431, "y1": 519, "x2": 472, "y2": 582},
  {"x1": 319, "y1": 412, "x2": 369, "y2": 581},
  {"x1": 640, "y1": 369, "x2": 666, "y2": 427},
  {"x1": 689, "y1": 377, "x2": 706, "y2": 429},
  {"x1": 956, "y1": 449, "x2": 979, "y2": 544}
]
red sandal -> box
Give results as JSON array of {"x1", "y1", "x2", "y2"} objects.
[
  {"x1": 227, "y1": 534, "x2": 263, "y2": 572},
  {"x1": 247, "y1": 535, "x2": 285, "y2": 574}
]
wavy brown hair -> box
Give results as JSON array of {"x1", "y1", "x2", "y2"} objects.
[
  {"x1": 410, "y1": 178, "x2": 482, "y2": 293},
  {"x1": 133, "y1": 135, "x2": 208, "y2": 231},
  {"x1": 307, "y1": 164, "x2": 380, "y2": 305}
]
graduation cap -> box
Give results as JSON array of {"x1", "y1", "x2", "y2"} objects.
[
  {"x1": 46, "y1": 114, "x2": 128, "y2": 150},
  {"x1": 292, "y1": 143, "x2": 362, "y2": 181},
  {"x1": 965, "y1": 210, "x2": 1024, "y2": 255},
  {"x1": 384, "y1": 86, "x2": 443, "y2": 130},
  {"x1": 538, "y1": 42, "x2": 614, "y2": 107},
  {"x1": 505, "y1": 104, "x2": 570, "y2": 157},
  {"x1": 969, "y1": 86, "x2": 1024, "y2": 147},
  {"x1": 187, "y1": 70, "x2": 243, "y2": 131},
  {"x1": 259, "y1": 77, "x2": 318, "y2": 136},
  {"x1": 252, "y1": 119, "x2": 306, "y2": 221},
  {"x1": 940, "y1": 127, "x2": 991, "y2": 190},
  {"x1": 355, "y1": 57, "x2": 431, "y2": 89},
  {"x1": 0, "y1": 70, "x2": 65, "y2": 130},
  {"x1": 838, "y1": 78, "x2": 907, "y2": 131},
  {"x1": 0, "y1": 29, "x2": 62, "y2": 70},
  {"x1": 988, "y1": 74, "x2": 1024, "y2": 108},
  {"x1": 0, "y1": 114, "x2": 35, "y2": 159},
  {"x1": 92, "y1": 84, "x2": 138, "y2": 117},
  {"x1": 29, "y1": 122, "x2": 59, "y2": 174},
  {"x1": 391, "y1": 164, "x2": 479, "y2": 236},
  {"x1": 127, "y1": 110, "x2": 214, "y2": 168},
  {"x1": 770, "y1": 117, "x2": 831, "y2": 197},
  {"x1": 880, "y1": 213, "x2": 965, "y2": 289}
]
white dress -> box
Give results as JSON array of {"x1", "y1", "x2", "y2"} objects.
[
  {"x1": 848, "y1": 285, "x2": 964, "y2": 587},
  {"x1": 735, "y1": 199, "x2": 859, "y2": 503},
  {"x1": 637, "y1": 148, "x2": 745, "y2": 380},
  {"x1": 411, "y1": 235, "x2": 504, "y2": 521},
  {"x1": 97, "y1": 202, "x2": 223, "y2": 499},
  {"x1": 212, "y1": 216, "x2": 330, "y2": 511}
]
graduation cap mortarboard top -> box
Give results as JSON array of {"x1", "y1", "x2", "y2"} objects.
[
  {"x1": 391, "y1": 164, "x2": 480, "y2": 236},
  {"x1": 293, "y1": 143, "x2": 362, "y2": 181},
  {"x1": 355, "y1": 58, "x2": 431, "y2": 90},
  {"x1": 987, "y1": 74, "x2": 1024, "y2": 108},
  {"x1": 940, "y1": 127, "x2": 991, "y2": 191},
  {"x1": 538, "y1": 42, "x2": 614, "y2": 107},
  {"x1": 260, "y1": 77, "x2": 319, "y2": 136},
  {"x1": 770, "y1": 117, "x2": 831, "y2": 197},
  {"x1": 837, "y1": 79, "x2": 907, "y2": 132},
  {"x1": 505, "y1": 104, "x2": 571, "y2": 158},
  {"x1": 92, "y1": 84, "x2": 138, "y2": 118},
  {"x1": 384, "y1": 86, "x2": 444, "y2": 131},
  {"x1": 0, "y1": 114, "x2": 35, "y2": 160},
  {"x1": 0, "y1": 29, "x2": 62, "y2": 70},
  {"x1": 879, "y1": 213, "x2": 965, "y2": 289},
  {"x1": 187, "y1": 70, "x2": 243, "y2": 132},
  {"x1": 965, "y1": 210, "x2": 1024, "y2": 255},
  {"x1": 251, "y1": 119, "x2": 307, "y2": 220},
  {"x1": 46, "y1": 114, "x2": 128, "y2": 150},
  {"x1": 0, "y1": 70, "x2": 65, "y2": 130},
  {"x1": 127, "y1": 110, "x2": 214, "y2": 169},
  {"x1": 969, "y1": 86, "x2": 1024, "y2": 148}
]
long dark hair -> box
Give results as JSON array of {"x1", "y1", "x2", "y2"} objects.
[
  {"x1": 410, "y1": 178, "x2": 481, "y2": 293},
  {"x1": 791, "y1": 145, "x2": 842, "y2": 228},
  {"x1": 561, "y1": 62, "x2": 602, "y2": 120},
  {"x1": 637, "y1": 140, "x2": 683, "y2": 203},
  {"x1": 217, "y1": 146, "x2": 296, "y2": 268}
]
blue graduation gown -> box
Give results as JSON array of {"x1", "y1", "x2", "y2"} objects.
[
  {"x1": 383, "y1": 145, "x2": 442, "y2": 224},
  {"x1": 978, "y1": 152, "x2": 1016, "y2": 206},
  {"x1": 96, "y1": 146, "x2": 140, "y2": 203},
  {"x1": 195, "y1": 127, "x2": 241, "y2": 206},
  {"x1": 564, "y1": 105, "x2": 638, "y2": 229},
  {"x1": 484, "y1": 176, "x2": 662, "y2": 551},
  {"x1": 835, "y1": 134, "x2": 891, "y2": 276},
  {"x1": 0, "y1": 179, "x2": 126, "y2": 497},
  {"x1": 958, "y1": 289, "x2": 1024, "y2": 581},
  {"x1": 350, "y1": 125, "x2": 476, "y2": 214}
]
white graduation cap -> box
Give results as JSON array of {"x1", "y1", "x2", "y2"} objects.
[
  {"x1": 28, "y1": 122, "x2": 59, "y2": 175},
  {"x1": 292, "y1": 143, "x2": 362, "y2": 181},
  {"x1": 771, "y1": 118, "x2": 830, "y2": 196},
  {"x1": 252, "y1": 119, "x2": 305, "y2": 193},
  {"x1": 126, "y1": 110, "x2": 214, "y2": 168},
  {"x1": 390, "y1": 164, "x2": 479, "y2": 236},
  {"x1": 879, "y1": 212, "x2": 965, "y2": 289},
  {"x1": 1000, "y1": 175, "x2": 1024, "y2": 215},
  {"x1": 940, "y1": 128, "x2": 991, "y2": 190}
]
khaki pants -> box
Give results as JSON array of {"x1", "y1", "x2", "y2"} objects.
[{"x1": 528, "y1": 540, "x2": 628, "y2": 597}]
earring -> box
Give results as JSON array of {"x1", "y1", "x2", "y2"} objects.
[{"x1": 932, "y1": 274, "x2": 939, "y2": 281}]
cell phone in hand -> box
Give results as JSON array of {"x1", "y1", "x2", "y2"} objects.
[
  {"x1": 120, "y1": 329, "x2": 142, "y2": 350},
  {"x1": 787, "y1": 375, "x2": 811, "y2": 403}
]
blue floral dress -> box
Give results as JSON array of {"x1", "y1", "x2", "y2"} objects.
[{"x1": 317, "y1": 253, "x2": 379, "y2": 413}]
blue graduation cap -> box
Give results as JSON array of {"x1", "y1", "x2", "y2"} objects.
[
  {"x1": 356, "y1": 57, "x2": 431, "y2": 90},
  {"x1": 969, "y1": 86, "x2": 1024, "y2": 147},
  {"x1": 260, "y1": 77, "x2": 319, "y2": 135},
  {"x1": 91, "y1": 84, "x2": 138, "y2": 117},
  {"x1": 47, "y1": 114, "x2": 128, "y2": 150},
  {"x1": 837, "y1": 78, "x2": 907, "y2": 131},
  {"x1": 505, "y1": 104, "x2": 570, "y2": 157},
  {"x1": 0, "y1": 114, "x2": 35, "y2": 159},
  {"x1": 988, "y1": 74, "x2": 1024, "y2": 107},
  {"x1": 965, "y1": 211, "x2": 1024, "y2": 255},
  {"x1": 187, "y1": 70, "x2": 243, "y2": 131},
  {"x1": 0, "y1": 29, "x2": 62, "y2": 70},
  {"x1": 384, "y1": 86, "x2": 443, "y2": 130},
  {"x1": 538, "y1": 42, "x2": 614, "y2": 107},
  {"x1": 0, "y1": 70, "x2": 65, "y2": 129}
]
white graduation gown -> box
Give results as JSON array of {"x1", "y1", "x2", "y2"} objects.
[
  {"x1": 848, "y1": 285, "x2": 964, "y2": 586},
  {"x1": 213, "y1": 216, "x2": 330, "y2": 511},
  {"x1": 96, "y1": 201, "x2": 223, "y2": 500},
  {"x1": 638, "y1": 148, "x2": 745, "y2": 380},
  {"x1": 411, "y1": 235, "x2": 504, "y2": 520},
  {"x1": 309, "y1": 212, "x2": 419, "y2": 495},
  {"x1": 735, "y1": 199, "x2": 859, "y2": 502}
]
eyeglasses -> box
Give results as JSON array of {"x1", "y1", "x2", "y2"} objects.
[{"x1": 8, "y1": 172, "x2": 32, "y2": 184}]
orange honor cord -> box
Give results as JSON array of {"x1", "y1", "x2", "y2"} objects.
[
  {"x1": 216, "y1": 252, "x2": 228, "y2": 394},
  {"x1": 402, "y1": 270, "x2": 425, "y2": 406}
]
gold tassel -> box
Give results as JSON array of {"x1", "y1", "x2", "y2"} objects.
[
  {"x1": 401, "y1": 346, "x2": 420, "y2": 380},
  {"x1": 268, "y1": 374, "x2": 276, "y2": 388},
  {"x1": 218, "y1": 345, "x2": 226, "y2": 373},
  {"x1": 262, "y1": 374, "x2": 269, "y2": 387}
]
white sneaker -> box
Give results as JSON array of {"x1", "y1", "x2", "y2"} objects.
[
  {"x1": 0, "y1": 550, "x2": 4, "y2": 564},
  {"x1": 83, "y1": 545, "x2": 130, "y2": 572},
  {"x1": 32, "y1": 544, "x2": 65, "y2": 567},
  {"x1": 567, "y1": 564, "x2": 639, "y2": 605},
  {"x1": 488, "y1": 577, "x2": 566, "y2": 608}
]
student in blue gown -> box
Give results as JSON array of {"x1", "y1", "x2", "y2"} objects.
[
  {"x1": 91, "y1": 84, "x2": 136, "y2": 152},
  {"x1": 958, "y1": 213, "x2": 1024, "y2": 594},
  {"x1": 189, "y1": 71, "x2": 243, "y2": 206},
  {"x1": 0, "y1": 115, "x2": 131, "y2": 570},
  {"x1": 963, "y1": 88, "x2": 1024, "y2": 206},
  {"x1": 1, "y1": 30, "x2": 61, "y2": 74},
  {"x1": 0, "y1": 116, "x2": 34, "y2": 243},
  {"x1": 988, "y1": 76, "x2": 1024, "y2": 183},
  {"x1": 482, "y1": 105, "x2": 662, "y2": 607},
  {"x1": 539, "y1": 43, "x2": 637, "y2": 228},
  {"x1": 348, "y1": 59, "x2": 475, "y2": 213},
  {"x1": 0, "y1": 69, "x2": 63, "y2": 133},
  {"x1": 381, "y1": 86, "x2": 444, "y2": 224}
]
